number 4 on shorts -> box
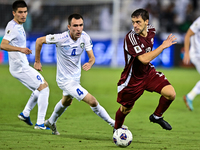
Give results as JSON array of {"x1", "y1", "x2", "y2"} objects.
[{"x1": 76, "y1": 88, "x2": 83, "y2": 96}]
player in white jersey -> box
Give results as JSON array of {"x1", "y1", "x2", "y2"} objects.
[
  {"x1": 183, "y1": 16, "x2": 200, "y2": 111},
  {"x1": 34, "y1": 14, "x2": 115, "y2": 135},
  {"x1": 0, "y1": 0, "x2": 50, "y2": 130}
]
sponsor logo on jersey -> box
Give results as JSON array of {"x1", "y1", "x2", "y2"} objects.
[
  {"x1": 134, "y1": 46, "x2": 142, "y2": 53},
  {"x1": 80, "y1": 43, "x2": 85, "y2": 49}
]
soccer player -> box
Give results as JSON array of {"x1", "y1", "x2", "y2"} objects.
[
  {"x1": 34, "y1": 14, "x2": 115, "y2": 135},
  {"x1": 0, "y1": 0, "x2": 50, "y2": 130},
  {"x1": 114, "y1": 9, "x2": 177, "y2": 131},
  {"x1": 183, "y1": 16, "x2": 200, "y2": 111}
]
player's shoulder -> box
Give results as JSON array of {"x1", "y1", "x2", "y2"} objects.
[
  {"x1": 193, "y1": 16, "x2": 200, "y2": 25},
  {"x1": 126, "y1": 29, "x2": 136, "y2": 39},
  {"x1": 195, "y1": 16, "x2": 200, "y2": 21},
  {"x1": 147, "y1": 24, "x2": 156, "y2": 33},
  {"x1": 6, "y1": 20, "x2": 18, "y2": 29},
  {"x1": 147, "y1": 24, "x2": 155, "y2": 30},
  {"x1": 125, "y1": 29, "x2": 138, "y2": 46},
  {"x1": 81, "y1": 31, "x2": 91, "y2": 39},
  {"x1": 56, "y1": 31, "x2": 70, "y2": 41}
]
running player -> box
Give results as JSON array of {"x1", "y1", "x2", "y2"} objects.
[
  {"x1": 34, "y1": 14, "x2": 115, "y2": 135},
  {"x1": 0, "y1": 0, "x2": 50, "y2": 130},
  {"x1": 114, "y1": 8, "x2": 177, "y2": 131},
  {"x1": 183, "y1": 16, "x2": 200, "y2": 111}
]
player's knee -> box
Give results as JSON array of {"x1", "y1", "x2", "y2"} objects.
[
  {"x1": 89, "y1": 96, "x2": 98, "y2": 107},
  {"x1": 170, "y1": 91, "x2": 176, "y2": 101},
  {"x1": 62, "y1": 96, "x2": 73, "y2": 106},
  {"x1": 120, "y1": 105, "x2": 133, "y2": 115}
]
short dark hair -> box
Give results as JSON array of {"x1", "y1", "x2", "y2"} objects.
[
  {"x1": 131, "y1": 9, "x2": 149, "y2": 21},
  {"x1": 12, "y1": 0, "x2": 27, "y2": 12},
  {"x1": 68, "y1": 14, "x2": 83, "y2": 25}
]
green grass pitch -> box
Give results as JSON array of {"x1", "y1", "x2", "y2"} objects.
[{"x1": 0, "y1": 65, "x2": 200, "y2": 150}]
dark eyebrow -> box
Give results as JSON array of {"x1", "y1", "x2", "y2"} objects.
[
  {"x1": 73, "y1": 23, "x2": 83, "y2": 27},
  {"x1": 18, "y1": 10, "x2": 27, "y2": 13}
]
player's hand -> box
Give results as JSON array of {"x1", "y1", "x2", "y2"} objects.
[
  {"x1": 82, "y1": 62, "x2": 92, "y2": 71},
  {"x1": 183, "y1": 51, "x2": 190, "y2": 65},
  {"x1": 162, "y1": 34, "x2": 177, "y2": 49},
  {"x1": 34, "y1": 62, "x2": 43, "y2": 71},
  {"x1": 20, "y1": 48, "x2": 32, "y2": 54}
]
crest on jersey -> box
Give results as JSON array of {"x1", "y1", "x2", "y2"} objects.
[
  {"x1": 134, "y1": 46, "x2": 142, "y2": 53},
  {"x1": 7, "y1": 30, "x2": 10, "y2": 34},
  {"x1": 80, "y1": 43, "x2": 85, "y2": 49}
]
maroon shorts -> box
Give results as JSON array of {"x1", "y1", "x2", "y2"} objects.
[{"x1": 117, "y1": 71, "x2": 170, "y2": 108}]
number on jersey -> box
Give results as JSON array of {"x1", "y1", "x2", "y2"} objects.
[{"x1": 71, "y1": 49, "x2": 76, "y2": 56}]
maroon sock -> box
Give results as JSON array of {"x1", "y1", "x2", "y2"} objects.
[
  {"x1": 114, "y1": 108, "x2": 127, "y2": 129},
  {"x1": 154, "y1": 96, "x2": 173, "y2": 117}
]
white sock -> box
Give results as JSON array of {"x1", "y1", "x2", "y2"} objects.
[
  {"x1": 48, "y1": 100, "x2": 68, "y2": 124},
  {"x1": 187, "y1": 80, "x2": 200, "y2": 100},
  {"x1": 23, "y1": 90, "x2": 39, "y2": 117},
  {"x1": 36, "y1": 87, "x2": 49, "y2": 125},
  {"x1": 90, "y1": 103, "x2": 115, "y2": 125},
  {"x1": 153, "y1": 114, "x2": 162, "y2": 119}
]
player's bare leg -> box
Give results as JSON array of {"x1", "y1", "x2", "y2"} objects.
[{"x1": 83, "y1": 93, "x2": 115, "y2": 127}]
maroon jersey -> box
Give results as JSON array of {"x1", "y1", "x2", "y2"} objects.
[
  {"x1": 117, "y1": 24, "x2": 170, "y2": 107},
  {"x1": 118, "y1": 24, "x2": 156, "y2": 88}
]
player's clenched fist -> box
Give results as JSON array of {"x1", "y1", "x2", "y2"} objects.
[{"x1": 20, "y1": 47, "x2": 32, "y2": 54}]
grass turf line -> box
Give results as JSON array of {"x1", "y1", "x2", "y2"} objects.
[{"x1": 0, "y1": 65, "x2": 200, "y2": 150}]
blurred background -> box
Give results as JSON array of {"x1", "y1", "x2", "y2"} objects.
[{"x1": 0, "y1": 0, "x2": 199, "y2": 68}]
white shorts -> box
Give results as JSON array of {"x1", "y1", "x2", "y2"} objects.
[
  {"x1": 10, "y1": 65, "x2": 45, "y2": 91},
  {"x1": 190, "y1": 50, "x2": 200, "y2": 74},
  {"x1": 59, "y1": 80, "x2": 88, "y2": 101}
]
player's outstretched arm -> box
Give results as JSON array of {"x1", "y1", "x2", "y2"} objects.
[
  {"x1": 34, "y1": 36, "x2": 47, "y2": 71},
  {"x1": 82, "y1": 49, "x2": 95, "y2": 71},
  {"x1": 0, "y1": 39, "x2": 32, "y2": 54},
  {"x1": 138, "y1": 34, "x2": 177, "y2": 65},
  {"x1": 161, "y1": 33, "x2": 177, "y2": 49}
]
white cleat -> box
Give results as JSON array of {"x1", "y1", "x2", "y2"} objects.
[{"x1": 44, "y1": 120, "x2": 60, "y2": 135}]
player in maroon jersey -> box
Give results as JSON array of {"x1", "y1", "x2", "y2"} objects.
[{"x1": 114, "y1": 9, "x2": 177, "y2": 131}]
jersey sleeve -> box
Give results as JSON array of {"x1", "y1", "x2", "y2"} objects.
[
  {"x1": 125, "y1": 33, "x2": 145, "y2": 57},
  {"x1": 190, "y1": 17, "x2": 200, "y2": 33},
  {"x1": 83, "y1": 32, "x2": 93, "y2": 51},
  {"x1": 3, "y1": 26, "x2": 17, "y2": 42},
  {"x1": 46, "y1": 32, "x2": 67, "y2": 45}
]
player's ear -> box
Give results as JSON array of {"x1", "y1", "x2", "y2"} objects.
[
  {"x1": 145, "y1": 19, "x2": 149, "y2": 25},
  {"x1": 12, "y1": 11, "x2": 16, "y2": 17},
  {"x1": 67, "y1": 25, "x2": 70, "y2": 30}
]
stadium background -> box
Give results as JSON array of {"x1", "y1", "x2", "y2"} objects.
[{"x1": 0, "y1": 0, "x2": 199, "y2": 68}]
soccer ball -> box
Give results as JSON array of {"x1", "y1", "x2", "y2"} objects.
[{"x1": 113, "y1": 128, "x2": 133, "y2": 147}]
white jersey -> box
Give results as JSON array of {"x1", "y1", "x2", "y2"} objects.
[
  {"x1": 3, "y1": 20, "x2": 29, "y2": 72},
  {"x1": 190, "y1": 16, "x2": 200, "y2": 57},
  {"x1": 46, "y1": 31, "x2": 93, "y2": 86}
]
